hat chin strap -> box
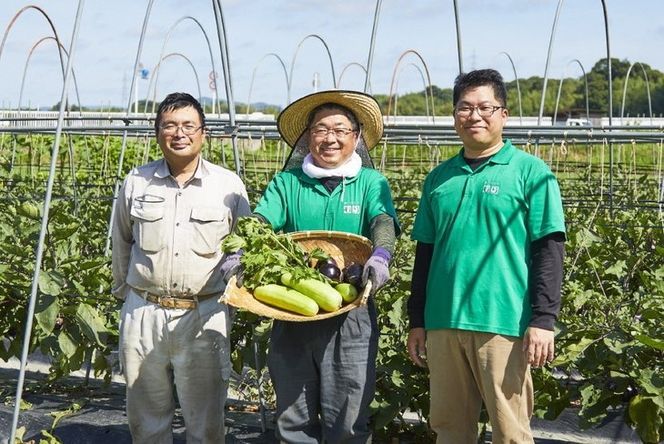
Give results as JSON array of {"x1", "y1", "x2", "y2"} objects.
[{"x1": 353, "y1": 126, "x2": 362, "y2": 151}]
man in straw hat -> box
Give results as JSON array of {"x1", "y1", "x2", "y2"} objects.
[{"x1": 253, "y1": 90, "x2": 400, "y2": 443}]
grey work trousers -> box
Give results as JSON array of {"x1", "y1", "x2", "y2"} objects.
[
  {"x1": 119, "y1": 289, "x2": 230, "y2": 444},
  {"x1": 267, "y1": 299, "x2": 378, "y2": 444}
]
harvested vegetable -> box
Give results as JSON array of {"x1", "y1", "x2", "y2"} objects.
[
  {"x1": 254, "y1": 284, "x2": 319, "y2": 316},
  {"x1": 222, "y1": 217, "x2": 329, "y2": 290}
]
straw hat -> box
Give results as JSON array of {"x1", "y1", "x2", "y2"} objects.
[{"x1": 277, "y1": 90, "x2": 384, "y2": 150}]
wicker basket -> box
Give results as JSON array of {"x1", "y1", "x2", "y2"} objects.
[{"x1": 220, "y1": 230, "x2": 373, "y2": 322}]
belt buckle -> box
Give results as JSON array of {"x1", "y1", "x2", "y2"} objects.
[
  {"x1": 165, "y1": 295, "x2": 195, "y2": 309},
  {"x1": 161, "y1": 296, "x2": 179, "y2": 309}
]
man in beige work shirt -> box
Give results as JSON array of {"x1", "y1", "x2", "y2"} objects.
[{"x1": 111, "y1": 92, "x2": 250, "y2": 443}]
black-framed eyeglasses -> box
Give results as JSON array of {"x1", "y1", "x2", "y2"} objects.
[
  {"x1": 159, "y1": 124, "x2": 204, "y2": 135},
  {"x1": 454, "y1": 105, "x2": 505, "y2": 118},
  {"x1": 310, "y1": 127, "x2": 356, "y2": 139}
]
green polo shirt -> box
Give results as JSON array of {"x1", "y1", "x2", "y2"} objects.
[
  {"x1": 411, "y1": 140, "x2": 565, "y2": 337},
  {"x1": 255, "y1": 167, "x2": 399, "y2": 237}
]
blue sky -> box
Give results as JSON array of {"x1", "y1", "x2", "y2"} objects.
[{"x1": 1, "y1": 0, "x2": 663, "y2": 111}]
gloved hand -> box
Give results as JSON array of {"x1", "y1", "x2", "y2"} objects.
[
  {"x1": 362, "y1": 247, "x2": 391, "y2": 294},
  {"x1": 220, "y1": 250, "x2": 243, "y2": 287}
]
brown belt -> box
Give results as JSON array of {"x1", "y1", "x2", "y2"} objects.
[{"x1": 134, "y1": 290, "x2": 216, "y2": 310}]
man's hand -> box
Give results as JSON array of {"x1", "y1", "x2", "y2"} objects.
[
  {"x1": 407, "y1": 328, "x2": 427, "y2": 368},
  {"x1": 523, "y1": 326, "x2": 555, "y2": 368},
  {"x1": 362, "y1": 247, "x2": 391, "y2": 294},
  {"x1": 220, "y1": 250, "x2": 243, "y2": 287}
]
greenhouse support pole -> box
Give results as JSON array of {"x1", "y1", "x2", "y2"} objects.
[
  {"x1": 212, "y1": 0, "x2": 242, "y2": 177},
  {"x1": 9, "y1": 2, "x2": 85, "y2": 442},
  {"x1": 364, "y1": 0, "x2": 382, "y2": 93},
  {"x1": 104, "y1": 0, "x2": 155, "y2": 255}
]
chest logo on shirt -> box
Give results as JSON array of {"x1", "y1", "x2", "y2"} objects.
[
  {"x1": 343, "y1": 203, "x2": 361, "y2": 214},
  {"x1": 482, "y1": 182, "x2": 500, "y2": 195}
]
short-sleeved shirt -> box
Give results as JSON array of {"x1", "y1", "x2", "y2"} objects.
[
  {"x1": 255, "y1": 167, "x2": 399, "y2": 237},
  {"x1": 411, "y1": 140, "x2": 565, "y2": 337},
  {"x1": 111, "y1": 158, "x2": 251, "y2": 299}
]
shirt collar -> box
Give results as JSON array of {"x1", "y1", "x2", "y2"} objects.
[
  {"x1": 489, "y1": 139, "x2": 515, "y2": 165},
  {"x1": 454, "y1": 139, "x2": 516, "y2": 170},
  {"x1": 153, "y1": 157, "x2": 207, "y2": 182}
]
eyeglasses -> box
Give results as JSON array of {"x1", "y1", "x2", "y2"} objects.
[
  {"x1": 454, "y1": 105, "x2": 505, "y2": 118},
  {"x1": 159, "y1": 124, "x2": 203, "y2": 135},
  {"x1": 310, "y1": 127, "x2": 356, "y2": 139}
]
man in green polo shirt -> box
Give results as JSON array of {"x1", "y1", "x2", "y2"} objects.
[
  {"x1": 254, "y1": 90, "x2": 400, "y2": 443},
  {"x1": 407, "y1": 69, "x2": 566, "y2": 443}
]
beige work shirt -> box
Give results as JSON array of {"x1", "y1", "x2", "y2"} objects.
[{"x1": 111, "y1": 157, "x2": 251, "y2": 300}]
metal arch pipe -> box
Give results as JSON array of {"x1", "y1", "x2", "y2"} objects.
[
  {"x1": 9, "y1": 4, "x2": 85, "y2": 443},
  {"x1": 12, "y1": 36, "x2": 84, "y2": 173},
  {"x1": 386, "y1": 49, "x2": 436, "y2": 124},
  {"x1": 599, "y1": 0, "x2": 613, "y2": 126},
  {"x1": 393, "y1": 62, "x2": 431, "y2": 120},
  {"x1": 16, "y1": 36, "x2": 83, "y2": 113},
  {"x1": 537, "y1": 0, "x2": 565, "y2": 127},
  {"x1": 14, "y1": 37, "x2": 82, "y2": 210},
  {"x1": 598, "y1": 0, "x2": 614, "y2": 213},
  {"x1": 245, "y1": 52, "x2": 289, "y2": 115},
  {"x1": 287, "y1": 34, "x2": 337, "y2": 102},
  {"x1": 0, "y1": 5, "x2": 65, "y2": 73},
  {"x1": 620, "y1": 61, "x2": 653, "y2": 125},
  {"x1": 104, "y1": 0, "x2": 155, "y2": 255},
  {"x1": 497, "y1": 51, "x2": 523, "y2": 124},
  {"x1": 144, "y1": 15, "x2": 220, "y2": 116},
  {"x1": 147, "y1": 52, "x2": 204, "y2": 113},
  {"x1": 552, "y1": 59, "x2": 590, "y2": 125},
  {"x1": 364, "y1": 0, "x2": 382, "y2": 92},
  {"x1": 452, "y1": 0, "x2": 464, "y2": 75},
  {"x1": 211, "y1": 0, "x2": 242, "y2": 177},
  {"x1": 339, "y1": 62, "x2": 372, "y2": 93}
]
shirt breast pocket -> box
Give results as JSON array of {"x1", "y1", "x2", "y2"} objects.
[
  {"x1": 130, "y1": 202, "x2": 166, "y2": 253},
  {"x1": 190, "y1": 207, "x2": 228, "y2": 256}
]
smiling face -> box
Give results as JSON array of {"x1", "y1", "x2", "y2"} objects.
[
  {"x1": 307, "y1": 107, "x2": 359, "y2": 169},
  {"x1": 157, "y1": 106, "x2": 206, "y2": 170},
  {"x1": 453, "y1": 85, "x2": 508, "y2": 157}
]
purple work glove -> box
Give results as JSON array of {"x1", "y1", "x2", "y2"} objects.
[
  {"x1": 220, "y1": 250, "x2": 243, "y2": 287},
  {"x1": 362, "y1": 247, "x2": 391, "y2": 294}
]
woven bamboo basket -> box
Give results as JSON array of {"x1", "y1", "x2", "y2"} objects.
[{"x1": 220, "y1": 230, "x2": 373, "y2": 322}]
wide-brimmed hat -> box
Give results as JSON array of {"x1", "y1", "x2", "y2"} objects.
[{"x1": 277, "y1": 90, "x2": 384, "y2": 150}]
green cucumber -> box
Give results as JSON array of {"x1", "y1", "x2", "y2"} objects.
[
  {"x1": 335, "y1": 283, "x2": 359, "y2": 303},
  {"x1": 253, "y1": 284, "x2": 319, "y2": 316},
  {"x1": 280, "y1": 272, "x2": 343, "y2": 312}
]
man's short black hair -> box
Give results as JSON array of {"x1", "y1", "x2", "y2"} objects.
[
  {"x1": 155, "y1": 92, "x2": 206, "y2": 132},
  {"x1": 453, "y1": 69, "x2": 507, "y2": 108}
]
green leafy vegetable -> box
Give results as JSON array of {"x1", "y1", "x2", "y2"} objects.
[{"x1": 222, "y1": 217, "x2": 328, "y2": 290}]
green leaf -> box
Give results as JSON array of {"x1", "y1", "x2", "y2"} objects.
[
  {"x1": 552, "y1": 336, "x2": 595, "y2": 365},
  {"x1": 49, "y1": 399, "x2": 84, "y2": 430},
  {"x1": 386, "y1": 297, "x2": 403, "y2": 327},
  {"x1": 38, "y1": 270, "x2": 66, "y2": 296},
  {"x1": 57, "y1": 332, "x2": 77, "y2": 358},
  {"x1": 628, "y1": 395, "x2": 663, "y2": 443},
  {"x1": 390, "y1": 370, "x2": 404, "y2": 388},
  {"x1": 35, "y1": 294, "x2": 60, "y2": 335},
  {"x1": 74, "y1": 304, "x2": 108, "y2": 347},
  {"x1": 604, "y1": 260, "x2": 626, "y2": 277},
  {"x1": 636, "y1": 369, "x2": 664, "y2": 401},
  {"x1": 635, "y1": 334, "x2": 664, "y2": 351},
  {"x1": 576, "y1": 228, "x2": 601, "y2": 248}
]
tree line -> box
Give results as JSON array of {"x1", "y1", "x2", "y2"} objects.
[
  {"x1": 373, "y1": 58, "x2": 664, "y2": 118},
  {"x1": 47, "y1": 58, "x2": 664, "y2": 118}
]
